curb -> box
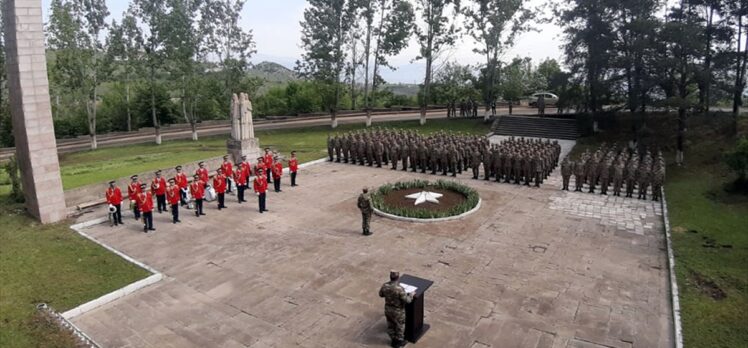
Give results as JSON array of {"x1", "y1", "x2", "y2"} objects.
[
  {"x1": 660, "y1": 187, "x2": 683, "y2": 348},
  {"x1": 373, "y1": 198, "x2": 482, "y2": 223},
  {"x1": 63, "y1": 218, "x2": 163, "y2": 320}
]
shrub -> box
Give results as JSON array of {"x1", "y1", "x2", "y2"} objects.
[
  {"x1": 725, "y1": 137, "x2": 748, "y2": 183},
  {"x1": 370, "y1": 179, "x2": 479, "y2": 219}
]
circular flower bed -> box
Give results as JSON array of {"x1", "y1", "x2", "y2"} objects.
[{"x1": 371, "y1": 179, "x2": 480, "y2": 221}]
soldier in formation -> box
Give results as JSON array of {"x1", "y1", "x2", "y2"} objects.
[
  {"x1": 563, "y1": 143, "x2": 665, "y2": 200},
  {"x1": 327, "y1": 129, "x2": 562, "y2": 188}
]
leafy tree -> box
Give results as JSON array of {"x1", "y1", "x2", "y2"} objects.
[
  {"x1": 500, "y1": 59, "x2": 526, "y2": 114},
  {"x1": 131, "y1": 83, "x2": 179, "y2": 128},
  {"x1": 414, "y1": 0, "x2": 460, "y2": 125},
  {"x1": 725, "y1": 137, "x2": 748, "y2": 183},
  {"x1": 431, "y1": 62, "x2": 478, "y2": 105},
  {"x1": 462, "y1": 0, "x2": 533, "y2": 120},
  {"x1": 130, "y1": 0, "x2": 167, "y2": 144},
  {"x1": 727, "y1": 0, "x2": 748, "y2": 130},
  {"x1": 0, "y1": 1, "x2": 11, "y2": 148},
  {"x1": 107, "y1": 14, "x2": 143, "y2": 132},
  {"x1": 47, "y1": 0, "x2": 110, "y2": 150},
  {"x1": 298, "y1": 0, "x2": 357, "y2": 128}
]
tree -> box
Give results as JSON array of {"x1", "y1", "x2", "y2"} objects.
[
  {"x1": 725, "y1": 137, "x2": 748, "y2": 184},
  {"x1": 462, "y1": 0, "x2": 533, "y2": 120},
  {"x1": 47, "y1": 0, "x2": 110, "y2": 150},
  {"x1": 431, "y1": 62, "x2": 477, "y2": 105},
  {"x1": 728, "y1": 0, "x2": 748, "y2": 130},
  {"x1": 298, "y1": 0, "x2": 356, "y2": 128},
  {"x1": 107, "y1": 14, "x2": 143, "y2": 132},
  {"x1": 414, "y1": 0, "x2": 460, "y2": 125},
  {"x1": 357, "y1": 0, "x2": 414, "y2": 126},
  {"x1": 202, "y1": 0, "x2": 256, "y2": 100},
  {"x1": 501, "y1": 60, "x2": 526, "y2": 115},
  {"x1": 0, "y1": 1, "x2": 11, "y2": 147},
  {"x1": 130, "y1": 0, "x2": 167, "y2": 144}
]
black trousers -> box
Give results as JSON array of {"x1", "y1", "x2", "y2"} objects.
[
  {"x1": 226, "y1": 178, "x2": 232, "y2": 193},
  {"x1": 266, "y1": 170, "x2": 272, "y2": 183},
  {"x1": 217, "y1": 193, "x2": 225, "y2": 208},
  {"x1": 113, "y1": 204, "x2": 122, "y2": 224},
  {"x1": 132, "y1": 202, "x2": 140, "y2": 219},
  {"x1": 291, "y1": 172, "x2": 297, "y2": 186},
  {"x1": 156, "y1": 194, "x2": 166, "y2": 213},
  {"x1": 195, "y1": 199, "x2": 204, "y2": 215},
  {"x1": 258, "y1": 192, "x2": 266, "y2": 212},
  {"x1": 171, "y1": 204, "x2": 179, "y2": 222},
  {"x1": 237, "y1": 185, "x2": 245, "y2": 202},
  {"x1": 274, "y1": 178, "x2": 281, "y2": 192},
  {"x1": 142, "y1": 211, "x2": 153, "y2": 230}
]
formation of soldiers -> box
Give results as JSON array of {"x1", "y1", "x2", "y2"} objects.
[
  {"x1": 559, "y1": 144, "x2": 666, "y2": 201},
  {"x1": 327, "y1": 129, "x2": 561, "y2": 187}
]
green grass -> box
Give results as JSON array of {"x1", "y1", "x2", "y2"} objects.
[
  {"x1": 59, "y1": 118, "x2": 491, "y2": 190},
  {"x1": 0, "y1": 197, "x2": 151, "y2": 347},
  {"x1": 665, "y1": 140, "x2": 748, "y2": 347}
]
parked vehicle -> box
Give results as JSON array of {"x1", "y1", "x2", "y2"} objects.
[{"x1": 528, "y1": 92, "x2": 559, "y2": 107}]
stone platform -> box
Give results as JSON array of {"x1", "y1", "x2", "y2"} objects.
[{"x1": 71, "y1": 161, "x2": 673, "y2": 348}]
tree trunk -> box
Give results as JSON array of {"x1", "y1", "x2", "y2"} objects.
[
  {"x1": 734, "y1": 14, "x2": 747, "y2": 133},
  {"x1": 126, "y1": 72, "x2": 132, "y2": 132},
  {"x1": 363, "y1": 4, "x2": 373, "y2": 127},
  {"x1": 703, "y1": 7, "x2": 714, "y2": 114},
  {"x1": 509, "y1": 102, "x2": 513, "y2": 115},
  {"x1": 88, "y1": 86, "x2": 98, "y2": 150},
  {"x1": 150, "y1": 65, "x2": 161, "y2": 145}
]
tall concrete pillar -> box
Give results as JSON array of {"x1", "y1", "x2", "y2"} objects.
[{"x1": 3, "y1": 0, "x2": 67, "y2": 223}]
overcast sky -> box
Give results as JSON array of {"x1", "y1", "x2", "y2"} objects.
[{"x1": 41, "y1": 0, "x2": 565, "y2": 84}]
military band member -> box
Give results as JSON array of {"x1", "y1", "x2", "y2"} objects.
[
  {"x1": 152, "y1": 170, "x2": 167, "y2": 213},
  {"x1": 137, "y1": 183, "x2": 155, "y2": 233},
  {"x1": 196, "y1": 162, "x2": 209, "y2": 187},
  {"x1": 289, "y1": 151, "x2": 299, "y2": 187},
  {"x1": 234, "y1": 163, "x2": 247, "y2": 203},
  {"x1": 378, "y1": 271, "x2": 413, "y2": 348},
  {"x1": 166, "y1": 178, "x2": 181, "y2": 223},
  {"x1": 272, "y1": 157, "x2": 283, "y2": 192},
  {"x1": 213, "y1": 168, "x2": 228, "y2": 210},
  {"x1": 221, "y1": 155, "x2": 233, "y2": 194},
  {"x1": 190, "y1": 174, "x2": 206, "y2": 217},
  {"x1": 105, "y1": 180, "x2": 124, "y2": 226},
  {"x1": 254, "y1": 168, "x2": 269, "y2": 213},
  {"x1": 240, "y1": 155, "x2": 252, "y2": 192},
  {"x1": 263, "y1": 148, "x2": 274, "y2": 183},
  {"x1": 127, "y1": 175, "x2": 142, "y2": 220},
  {"x1": 174, "y1": 165, "x2": 189, "y2": 206}
]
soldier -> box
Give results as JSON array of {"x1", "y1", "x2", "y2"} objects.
[
  {"x1": 599, "y1": 160, "x2": 611, "y2": 195},
  {"x1": 151, "y1": 170, "x2": 167, "y2": 213},
  {"x1": 289, "y1": 151, "x2": 299, "y2": 187},
  {"x1": 221, "y1": 155, "x2": 233, "y2": 194},
  {"x1": 366, "y1": 138, "x2": 375, "y2": 167},
  {"x1": 175, "y1": 165, "x2": 189, "y2": 206},
  {"x1": 472, "y1": 99, "x2": 479, "y2": 117},
  {"x1": 491, "y1": 100, "x2": 497, "y2": 117},
  {"x1": 196, "y1": 162, "x2": 209, "y2": 186},
  {"x1": 272, "y1": 156, "x2": 283, "y2": 192},
  {"x1": 625, "y1": 158, "x2": 637, "y2": 198},
  {"x1": 561, "y1": 158, "x2": 572, "y2": 191},
  {"x1": 166, "y1": 178, "x2": 181, "y2": 223},
  {"x1": 470, "y1": 148, "x2": 481, "y2": 179},
  {"x1": 105, "y1": 180, "x2": 124, "y2": 226},
  {"x1": 418, "y1": 142, "x2": 427, "y2": 173},
  {"x1": 612, "y1": 161, "x2": 624, "y2": 196},
  {"x1": 334, "y1": 135, "x2": 342, "y2": 162},
  {"x1": 127, "y1": 175, "x2": 142, "y2": 220},
  {"x1": 400, "y1": 142, "x2": 409, "y2": 171},
  {"x1": 537, "y1": 94, "x2": 545, "y2": 116},
  {"x1": 263, "y1": 148, "x2": 275, "y2": 183},
  {"x1": 637, "y1": 163, "x2": 651, "y2": 200},
  {"x1": 533, "y1": 154, "x2": 542, "y2": 187},
  {"x1": 234, "y1": 162, "x2": 247, "y2": 203},
  {"x1": 391, "y1": 141, "x2": 400, "y2": 170},
  {"x1": 342, "y1": 134, "x2": 351, "y2": 163},
  {"x1": 213, "y1": 168, "x2": 228, "y2": 210},
  {"x1": 357, "y1": 188, "x2": 373, "y2": 236},
  {"x1": 375, "y1": 139, "x2": 384, "y2": 168},
  {"x1": 137, "y1": 183, "x2": 155, "y2": 233},
  {"x1": 651, "y1": 167, "x2": 664, "y2": 201},
  {"x1": 327, "y1": 135, "x2": 334, "y2": 161},
  {"x1": 574, "y1": 159, "x2": 585, "y2": 191},
  {"x1": 378, "y1": 271, "x2": 413, "y2": 348},
  {"x1": 190, "y1": 174, "x2": 206, "y2": 217},
  {"x1": 523, "y1": 155, "x2": 532, "y2": 186}
]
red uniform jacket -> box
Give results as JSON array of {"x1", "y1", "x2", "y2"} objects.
[
  {"x1": 175, "y1": 172, "x2": 188, "y2": 189},
  {"x1": 253, "y1": 176, "x2": 268, "y2": 194},
  {"x1": 256, "y1": 162, "x2": 266, "y2": 176},
  {"x1": 127, "y1": 181, "x2": 142, "y2": 201},
  {"x1": 289, "y1": 158, "x2": 299, "y2": 173},
  {"x1": 152, "y1": 177, "x2": 166, "y2": 195},
  {"x1": 263, "y1": 154, "x2": 274, "y2": 168},
  {"x1": 137, "y1": 191, "x2": 154, "y2": 213},
  {"x1": 190, "y1": 180, "x2": 205, "y2": 199},
  {"x1": 196, "y1": 167, "x2": 209, "y2": 184},
  {"x1": 166, "y1": 186, "x2": 181, "y2": 205},
  {"x1": 272, "y1": 162, "x2": 283, "y2": 179},
  {"x1": 221, "y1": 162, "x2": 233, "y2": 179},
  {"x1": 106, "y1": 187, "x2": 123, "y2": 205},
  {"x1": 213, "y1": 174, "x2": 227, "y2": 194},
  {"x1": 234, "y1": 168, "x2": 247, "y2": 186},
  {"x1": 240, "y1": 162, "x2": 251, "y2": 181}
]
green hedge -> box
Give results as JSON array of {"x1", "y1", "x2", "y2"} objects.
[{"x1": 371, "y1": 179, "x2": 479, "y2": 219}]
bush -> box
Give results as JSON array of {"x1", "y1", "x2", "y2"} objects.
[
  {"x1": 725, "y1": 137, "x2": 748, "y2": 183},
  {"x1": 370, "y1": 179, "x2": 479, "y2": 219}
]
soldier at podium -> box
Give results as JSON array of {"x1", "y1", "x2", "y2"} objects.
[{"x1": 379, "y1": 271, "x2": 413, "y2": 348}]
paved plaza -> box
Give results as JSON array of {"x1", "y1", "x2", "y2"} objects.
[{"x1": 71, "y1": 156, "x2": 673, "y2": 347}]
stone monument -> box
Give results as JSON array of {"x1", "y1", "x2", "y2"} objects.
[
  {"x1": 3, "y1": 0, "x2": 67, "y2": 223},
  {"x1": 227, "y1": 93, "x2": 261, "y2": 163}
]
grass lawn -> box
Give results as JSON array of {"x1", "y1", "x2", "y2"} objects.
[
  {"x1": 59, "y1": 118, "x2": 491, "y2": 190},
  {"x1": 0, "y1": 196, "x2": 151, "y2": 347},
  {"x1": 665, "y1": 140, "x2": 748, "y2": 347}
]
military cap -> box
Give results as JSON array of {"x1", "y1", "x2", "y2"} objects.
[
  {"x1": 139, "y1": 183, "x2": 147, "y2": 189},
  {"x1": 175, "y1": 165, "x2": 182, "y2": 170},
  {"x1": 130, "y1": 175, "x2": 138, "y2": 180},
  {"x1": 108, "y1": 180, "x2": 116, "y2": 185}
]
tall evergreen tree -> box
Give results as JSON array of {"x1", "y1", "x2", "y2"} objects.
[{"x1": 414, "y1": 0, "x2": 460, "y2": 125}]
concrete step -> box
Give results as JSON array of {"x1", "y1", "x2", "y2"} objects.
[{"x1": 492, "y1": 116, "x2": 579, "y2": 140}]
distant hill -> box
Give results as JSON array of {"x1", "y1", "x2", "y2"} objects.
[
  {"x1": 382, "y1": 83, "x2": 420, "y2": 97},
  {"x1": 248, "y1": 61, "x2": 298, "y2": 84}
]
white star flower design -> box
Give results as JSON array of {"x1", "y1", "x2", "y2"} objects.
[{"x1": 405, "y1": 191, "x2": 444, "y2": 205}]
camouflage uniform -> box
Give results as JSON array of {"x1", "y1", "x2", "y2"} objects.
[
  {"x1": 561, "y1": 158, "x2": 572, "y2": 191},
  {"x1": 612, "y1": 162, "x2": 624, "y2": 196},
  {"x1": 357, "y1": 192, "x2": 373, "y2": 235},
  {"x1": 379, "y1": 279, "x2": 413, "y2": 347},
  {"x1": 574, "y1": 160, "x2": 585, "y2": 191},
  {"x1": 327, "y1": 136, "x2": 334, "y2": 161}
]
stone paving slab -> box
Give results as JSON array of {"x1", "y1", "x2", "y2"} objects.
[{"x1": 71, "y1": 161, "x2": 673, "y2": 348}]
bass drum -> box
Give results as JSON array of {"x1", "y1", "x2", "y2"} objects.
[{"x1": 204, "y1": 186, "x2": 217, "y2": 202}]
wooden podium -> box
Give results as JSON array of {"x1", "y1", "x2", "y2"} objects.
[{"x1": 399, "y1": 274, "x2": 434, "y2": 343}]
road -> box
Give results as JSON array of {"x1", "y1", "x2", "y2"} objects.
[{"x1": 0, "y1": 106, "x2": 550, "y2": 160}]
